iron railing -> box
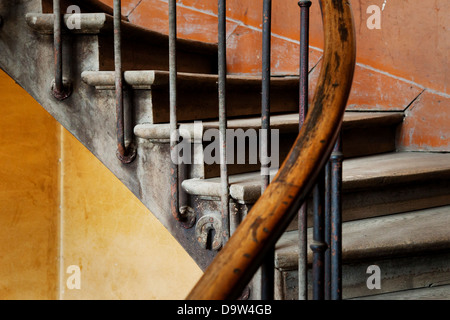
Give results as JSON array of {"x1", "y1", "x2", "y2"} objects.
[
  {"x1": 186, "y1": 0, "x2": 355, "y2": 300},
  {"x1": 113, "y1": 0, "x2": 136, "y2": 164},
  {"x1": 298, "y1": 0, "x2": 312, "y2": 300},
  {"x1": 261, "y1": 0, "x2": 274, "y2": 300},
  {"x1": 52, "y1": 0, "x2": 71, "y2": 100},
  {"x1": 107, "y1": 0, "x2": 354, "y2": 300},
  {"x1": 218, "y1": 0, "x2": 230, "y2": 249}
]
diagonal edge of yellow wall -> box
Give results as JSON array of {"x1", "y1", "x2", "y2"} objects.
[
  {"x1": 0, "y1": 70, "x2": 59, "y2": 300},
  {"x1": 0, "y1": 69, "x2": 202, "y2": 300}
]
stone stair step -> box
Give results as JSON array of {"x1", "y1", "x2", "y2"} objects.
[
  {"x1": 83, "y1": 70, "x2": 300, "y2": 123},
  {"x1": 276, "y1": 205, "x2": 450, "y2": 269},
  {"x1": 134, "y1": 111, "x2": 403, "y2": 178},
  {"x1": 351, "y1": 284, "x2": 450, "y2": 300},
  {"x1": 274, "y1": 205, "x2": 450, "y2": 299},
  {"x1": 182, "y1": 152, "x2": 450, "y2": 222},
  {"x1": 135, "y1": 111, "x2": 404, "y2": 138}
]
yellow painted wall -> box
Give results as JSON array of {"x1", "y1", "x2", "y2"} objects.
[
  {"x1": 0, "y1": 70, "x2": 202, "y2": 300},
  {"x1": 0, "y1": 70, "x2": 59, "y2": 300},
  {"x1": 60, "y1": 129, "x2": 202, "y2": 300}
]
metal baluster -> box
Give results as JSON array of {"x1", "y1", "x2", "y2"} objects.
[
  {"x1": 311, "y1": 170, "x2": 327, "y2": 300},
  {"x1": 331, "y1": 135, "x2": 343, "y2": 300},
  {"x1": 260, "y1": 0, "x2": 274, "y2": 300},
  {"x1": 218, "y1": 0, "x2": 230, "y2": 246},
  {"x1": 114, "y1": 0, "x2": 136, "y2": 164},
  {"x1": 168, "y1": 1, "x2": 195, "y2": 228},
  {"x1": 52, "y1": 0, "x2": 71, "y2": 100},
  {"x1": 169, "y1": 0, "x2": 179, "y2": 223},
  {"x1": 297, "y1": 0, "x2": 311, "y2": 301},
  {"x1": 324, "y1": 161, "x2": 332, "y2": 300}
]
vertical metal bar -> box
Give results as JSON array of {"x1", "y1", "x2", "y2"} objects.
[
  {"x1": 324, "y1": 161, "x2": 332, "y2": 300},
  {"x1": 331, "y1": 134, "x2": 343, "y2": 300},
  {"x1": 168, "y1": 1, "x2": 195, "y2": 229},
  {"x1": 52, "y1": 0, "x2": 70, "y2": 100},
  {"x1": 297, "y1": 0, "x2": 311, "y2": 301},
  {"x1": 114, "y1": 0, "x2": 136, "y2": 164},
  {"x1": 218, "y1": 0, "x2": 230, "y2": 245},
  {"x1": 53, "y1": 0, "x2": 62, "y2": 94},
  {"x1": 169, "y1": 0, "x2": 179, "y2": 223},
  {"x1": 261, "y1": 2, "x2": 271, "y2": 190},
  {"x1": 311, "y1": 169, "x2": 327, "y2": 300},
  {"x1": 260, "y1": 0, "x2": 274, "y2": 301}
]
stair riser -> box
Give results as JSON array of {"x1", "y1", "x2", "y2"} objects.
[
  {"x1": 285, "y1": 178, "x2": 450, "y2": 230},
  {"x1": 227, "y1": 178, "x2": 450, "y2": 232},
  {"x1": 150, "y1": 85, "x2": 299, "y2": 124},
  {"x1": 98, "y1": 35, "x2": 217, "y2": 74},
  {"x1": 276, "y1": 251, "x2": 450, "y2": 300}
]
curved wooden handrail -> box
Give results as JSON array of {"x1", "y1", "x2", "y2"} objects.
[{"x1": 186, "y1": 0, "x2": 356, "y2": 300}]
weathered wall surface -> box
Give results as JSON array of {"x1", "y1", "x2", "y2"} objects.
[
  {"x1": 101, "y1": 0, "x2": 449, "y2": 150},
  {"x1": 60, "y1": 129, "x2": 202, "y2": 300},
  {"x1": 105, "y1": 0, "x2": 449, "y2": 94},
  {"x1": 0, "y1": 70, "x2": 202, "y2": 299}
]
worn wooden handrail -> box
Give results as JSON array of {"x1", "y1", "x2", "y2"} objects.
[{"x1": 186, "y1": 0, "x2": 356, "y2": 300}]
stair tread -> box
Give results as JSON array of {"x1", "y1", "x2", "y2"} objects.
[
  {"x1": 352, "y1": 284, "x2": 450, "y2": 300},
  {"x1": 182, "y1": 152, "x2": 450, "y2": 202},
  {"x1": 82, "y1": 70, "x2": 299, "y2": 90},
  {"x1": 275, "y1": 205, "x2": 450, "y2": 270},
  {"x1": 135, "y1": 111, "x2": 404, "y2": 140}
]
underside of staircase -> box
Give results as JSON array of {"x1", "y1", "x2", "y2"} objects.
[{"x1": 0, "y1": 0, "x2": 449, "y2": 300}]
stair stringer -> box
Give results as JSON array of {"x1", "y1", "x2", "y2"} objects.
[{"x1": 0, "y1": 0, "x2": 217, "y2": 271}]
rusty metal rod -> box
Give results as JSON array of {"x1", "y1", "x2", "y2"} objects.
[
  {"x1": 114, "y1": 0, "x2": 136, "y2": 164},
  {"x1": 260, "y1": 0, "x2": 274, "y2": 300},
  {"x1": 218, "y1": 0, "x2": 230, "y2": 245},
  {"x1": 169, "y1": 0, "x2": 179, "y2": 223},
  {"x1": 52, "y1": 0, "x2": 70, "y2": 100},
  {"x1": 311, "y1": 169, "x2": 327, "y2": 300},
  {"x1": 53, "y1": 0, "x2": 62, "y2": 94},
  {"x1": 167, "y1": 2, "x2": 195, "y2": 228},
  {"x1": 297, "y1": 0, "x2": 311, "y2": 301},
  {"x1": 330, "y1": 134, "x2": 343, "y2": 300},
  {"x1": 324, "y1": 160, "x2": 332, "y2": 300},
  {"x1": 261, "y1": 2, "x2": 271, "y2": 190}
]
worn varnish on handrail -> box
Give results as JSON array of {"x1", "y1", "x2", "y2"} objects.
[{"x1": 186, "y1": 0, "x2": 356, "y2": 300}]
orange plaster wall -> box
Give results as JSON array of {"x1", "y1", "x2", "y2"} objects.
[
  {"x1": 398, "y1": 91, "x2": 450, "y2": 152},
  {"x1": 103, "y1": 0, "x2": 449, "y2": 151},
  {"x1": 107, "y1": 0, "x2": 448, "y2": 95}
]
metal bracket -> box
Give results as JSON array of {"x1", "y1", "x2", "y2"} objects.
[
  {"x1": 195, "y1": 214, "x2": 223, "y2": 251},
  {"x1": 51, "y1": 78, "x2": 72, "y2": 101},
  {"x1": 178, "y1": 206, "x2": 196, "y2": 229},
  {"x1": 116, "y1": 145, "x2": 137, "y2": 164}
]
